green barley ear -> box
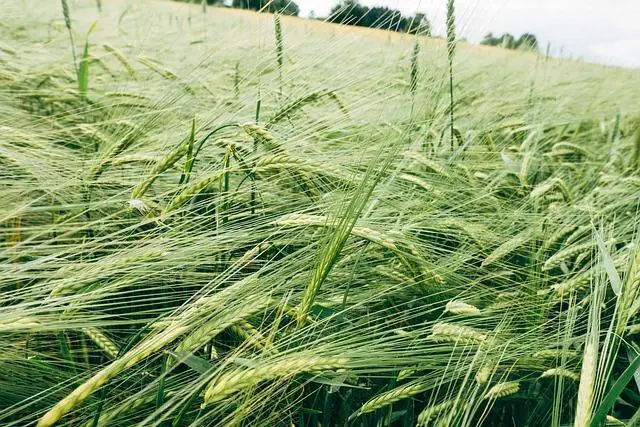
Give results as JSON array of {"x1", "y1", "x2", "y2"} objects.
[
  {"x1": 132, "y1": 141, "x2": 189, "y2": 199},
  {"x1": 410, "y1": 39, "x2": 420, "y2": 97},
  {"x1": 274, "y1": 14, "x2": 284, "y2": 98},
  {"x1": 354, "y1": 382, "x2": 428, "y2": 417},
  {"x1": 446, "y1": 0, "x2": 457, "y2": 150},
  {"x1": 201, "y1": 0, "x2": 206, "y2": 14},
  {"x1": 417, "y1": 400, "x2": 454, "y2": 426},
  {"x1": 484, "y1": 381, "x2": 520, "y2": 400},
  {"x1": 409, "y1": 38, "x2": 420, "y2": 130},
  {"x1": 267, "y1": 89, "x2": 335, "y2": 128},
  {"x1": 82, "y1": 327, "x2": 118, "y2": 359},
  {"x1": 95, "y1": 0, "x2": 102, "y2": 12},
  {"x1": 202, "y1": 356, "x2": 348, "y2": 405},
  {"x1": 103, "y1": 44, "x2": 137, "y2": 79},
  {"x1": 60, "y1": 0, "x2": 78, "y2": 76}
]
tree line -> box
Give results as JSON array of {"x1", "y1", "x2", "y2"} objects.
[
  {"x1": 328, "y1": 1, "x2": 431, "y2": 35},
  {"x1": 196, "y1": 1, "x2": 538, "y2": 51},
  {"x1": 480, "y1": 32, "x2": 539, "y2": 51},
  {"x1": 201, "y1": 0, "x2": 430, "y2": 34}
]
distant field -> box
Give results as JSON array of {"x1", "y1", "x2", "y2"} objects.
[{"x1": 1, "y1": 1, "x2": 640, "y2": 426}]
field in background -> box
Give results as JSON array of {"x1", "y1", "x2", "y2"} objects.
[{"x1": 1, "y1": 0, "x2": 640, "y2": 426}]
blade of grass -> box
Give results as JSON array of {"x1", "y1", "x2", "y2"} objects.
[{"x1": 590, "y1": 354, "x2": 640, "y2": 427}]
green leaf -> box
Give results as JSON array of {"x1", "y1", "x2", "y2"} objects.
[
  {"x1": 230, "y1": 357, "x2": 259, "y2": 368},
  {"x1": 179, "y1": 117, "x2": 196, "y2": 185},
  {"x1": 595, "y1": 229, "x2": 621, "y2": 295},
  {"x1": 628, "y1": 405, "x2": 640, "y2": 426},
  {"x1": 77, "y1": 21, "x2": 97, "y2": 99},
  {"x1": 78, "y1": 43, "x2": 90, "y2": 98},
  {"x1": 590, "y1": 354, "x2": 640, "y2": 427},
  {"x1": 87, "y1": 20, "x2": 98, "y2": 36},
  {"x1": 166, "y1": 351, "x2": 214, "y2": 374}
]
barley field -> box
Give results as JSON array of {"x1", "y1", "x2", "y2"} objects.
[{"x1": 1, "y1": 0, "x2": 640, "y2": 426}]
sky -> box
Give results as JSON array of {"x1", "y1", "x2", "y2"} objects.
[{"x1": 292, "y1": 0, "x2": 640, "y2": 68}]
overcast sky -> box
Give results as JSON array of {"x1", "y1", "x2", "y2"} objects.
[{"x1": 292, "y1": 0, "x2": 640, "y2": 68}]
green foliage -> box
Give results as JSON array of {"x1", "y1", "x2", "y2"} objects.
[
  {"x1": 231, "y1": 0, "x2": 300, "y2": 16},
  {"x1": 330, "y1": 0, "x2": 431, "y2": 35},
  {"x1": 481, "y1": 32, "x2": 539, "y2": 51},
  {"x1": 590, "y1": 354, "x2": 640, "y2": 426}
]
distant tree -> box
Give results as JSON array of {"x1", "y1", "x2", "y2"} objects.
[
  {"x1": 407, "y1": 12, "x2": 431, "y2": 36},
  {"x1": 329, "y1": 0, "x2": 369, "y2": 27},
  {"x1": 501, "y1": 33, "x2": 516, "y2": 49},
  {"x1": 367, "y1": 6, "x2": 408, "y2": 31},
  {"x1": 231, "y1": 0, "x2": 300, "y2": 16},
  {"x1": 329, "y1": 0, "x2": 430, "y2": 35},
  {"x1": 480, "y1": 32, "x2": 499, "y2": 46},
  {"x1": 481, "y1": 31, "x2": 539, "y2": 52},
  {"x1": 516, "y1": 33, "x2": 538, "y2": 50}
]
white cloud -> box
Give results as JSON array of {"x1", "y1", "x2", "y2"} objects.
[
  {"x1": 588, "y1": 39, "x2": 640, "y2": 68},
  {"x1": 293, "y1": 0, "x2": 640, "y2": 68}
]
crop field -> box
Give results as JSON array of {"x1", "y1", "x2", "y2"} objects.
[{"x1": 1, "y1": 0, "x2": 640, "y2": 426}]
